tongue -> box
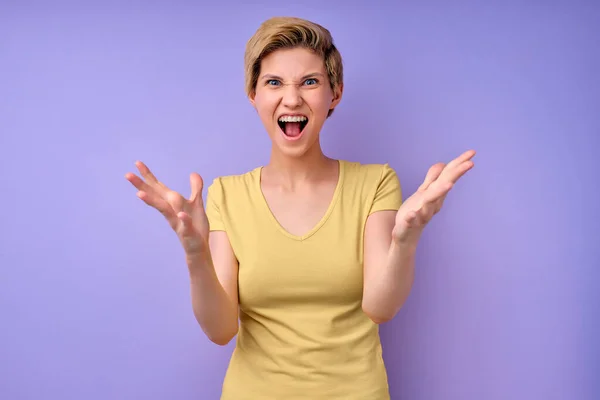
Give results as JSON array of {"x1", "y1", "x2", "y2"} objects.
[{"x1": 284, "y1": 122, "x2": 302, "y2": 137}]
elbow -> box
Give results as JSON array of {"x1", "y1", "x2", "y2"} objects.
[
  {"x1": 207, "y1": 329, "x2": 237, "y2": 346},
  {"x1": 362, "y1": 305, "x2": 395, "y2": 325},
  {"x1": 210, "y1": 336, "x2": 234, "y2": 346},
  {"x1": 203, "y1": 321, "x2": 238, "y2": 346},
  {"x1": 368, "y1": 315, "x2": 392, "y2": 325},
  {"x1": 366, "y1": 313, "x2": 394, "y2": 325}
]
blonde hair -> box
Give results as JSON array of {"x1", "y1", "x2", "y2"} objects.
[{"x1": 244, "y1": 16, "x2": 343, "y2": 117}]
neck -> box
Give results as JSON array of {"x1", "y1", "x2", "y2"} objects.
[{"x1": 264, "y1": 143, "x2": 334, "y2": 187}]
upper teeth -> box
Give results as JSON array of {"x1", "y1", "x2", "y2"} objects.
[{"x1": 279, "y1": 115, "x2": 307, "y2": 122}]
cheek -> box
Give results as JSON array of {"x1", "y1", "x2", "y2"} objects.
[
  {"x1": 308, "y1": 87, "x2": 332, "y2": 104},
  {"x1": 254, "y1": 93, "x2": 276, "y2": 116},
  {"x1": 308, "y1": 93, "x2": 333, "y2": 117}
]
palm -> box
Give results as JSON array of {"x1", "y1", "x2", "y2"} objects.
[
  {"x1": 392, "y1": 150, "x2": 476, "y2": 243},
  {"x1": 125, "y1": 161, "x2": 209, "y2": 257}
]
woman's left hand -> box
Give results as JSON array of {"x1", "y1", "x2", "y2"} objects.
[{"x1": 392, "y1": 149, "x2": 476, "y2": 245}]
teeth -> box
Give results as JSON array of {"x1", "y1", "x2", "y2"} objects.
[{"x1": 278, "y1": 115, "x2": 307, "y2": 123}]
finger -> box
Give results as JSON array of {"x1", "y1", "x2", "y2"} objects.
[
  {"x1": 135, "y1": 161, "x2": 161, "y2": 183},
  {"x1": 177, "y1": 212, "x2": 207, "y2": 254},
  {"x1": 423, "y1": 181, "x2": 453, "y2": 204},
  {"x1": 136, "y1": 190, "x2": 177, "y2": 221},
  {"x1": 128, "y1": 172, "x2": 180, "y2": 224},
  {"x1": 446, "y1": 149, "x2": 476, "y2": 169},
  {"x1": 439, "y1": 150, "x2": 476, "y2": 184},
  {"x1": 166, "y1": 190, "x2": 185, "y2": 214},
  {"x1": 189, "y1": 173, "x2": 204, "y2": 204},
  {"x1": 127, "y1": 172, "x2": 166, "y2": 206},
  {"x1": 135, "y1": 161, "x2": 171, "y2": 193},
  {"x1": 414, "y1": 208, "x2": 429, "y2": 226},
  {"x1": 417, "y1": 163, "x2": 445, "y2": 192},
  {"x1": 125, "y1": 172, "x2": 157, "y2": 194},
  {"x1": 436, "y1": 160, "x2": 474, "y2": 186},
  {"x1": 417, "y1": 197, "x2": 438, "y2": 223},
  {"x1": 434, "y1": 195, "x2": 446, "y2": 214},
  {"x1": 177, "y1": 211, "x2": 195, "y2": 236}
]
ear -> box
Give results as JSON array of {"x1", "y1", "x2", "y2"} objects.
[
  {"x1": 248, "y1": 90, "x2": 257, "y2": 108},
  {"x1": 330, "y1": 83, "x2": 343, "y2": 110}
]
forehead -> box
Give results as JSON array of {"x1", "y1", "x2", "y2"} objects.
[{"x1": 259, "y1": 47, "x2": 326, "y2": 79}]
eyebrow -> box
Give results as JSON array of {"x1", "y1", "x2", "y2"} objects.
[{"x1": 260, "y1": 72, "x2": 325, "y2": 80}]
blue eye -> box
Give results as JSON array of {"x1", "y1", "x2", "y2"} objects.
[
  {"x1": 304, "y1": 78, "x2": 317, "y2": 85},
  {"x1": 267, "y1": 79, "x2": 281, "y2": 86}
]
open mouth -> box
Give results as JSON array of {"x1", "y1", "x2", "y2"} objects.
[{"x1": 277, "y1": 115, "x2": 308, "y2": 139}]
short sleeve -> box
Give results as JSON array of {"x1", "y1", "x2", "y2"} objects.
[
  {"x1": 205, "y1": 178, "x2": 225, "y2": 231},
  {"x1": 368, "y1": 164, "x2": 402, "y2": 215}
]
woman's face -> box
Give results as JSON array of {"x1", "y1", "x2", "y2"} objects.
[{"x1": 250, "y1": 47, "x2": 342, "y2": 158}]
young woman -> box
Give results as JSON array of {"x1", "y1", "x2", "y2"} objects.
[{"x1": 126, "y1": 16, "x2": 474, "y2": 400}]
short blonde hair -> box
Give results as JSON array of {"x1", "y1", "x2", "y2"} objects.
[{"x1": 244, "y1": 16, "x2": 343, "y2": 117}]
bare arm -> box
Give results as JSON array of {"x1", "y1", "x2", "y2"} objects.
[
  {"x1": 362, "y1": 210, "x2": 416, "y2": 324},
  {"x1": 125, "y1": 161, "x2": 239, "y2": 345},
  {"x1": 188, "y1": 231, "x2": 239, "y2": 345},
  {"x1": 362, "y1": 150, "x2": 476, "y2": 324}
]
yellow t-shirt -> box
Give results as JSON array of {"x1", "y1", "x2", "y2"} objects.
[{"x1": 205, "y1": 159, "x2": 402, "y2": 400}]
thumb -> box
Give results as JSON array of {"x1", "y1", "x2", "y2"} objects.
[
  {"x1": 189, "y1": 172, "x2": 204, "y2": 204},
  {"x1": 177, "y1": 211, "x2": 207, "y2": 255},
  {"x1": 177, "y1": 211, "x2": 195, "y2": 236}
]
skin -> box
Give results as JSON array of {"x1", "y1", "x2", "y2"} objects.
[
  {"x1": 250, "y1": 47, "x2": 342, "y2": 168},
  {"x1": 125, "y1": 46, "x2": 475, "y2": 344},
  {"x1": 249, "y1": 47, "x2": 343, "y2": 237}
]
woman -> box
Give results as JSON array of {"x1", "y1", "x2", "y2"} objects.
[{"x1": 126, "y1": 16, "x2": 474, "y2": 400}]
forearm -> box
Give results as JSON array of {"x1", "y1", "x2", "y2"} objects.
[
  {"x1": 362, "y1": 240, "x2": 416, "y2": 323},
  {"x1": 188, "y1": 257, "x2": 238, "y2": 345}
]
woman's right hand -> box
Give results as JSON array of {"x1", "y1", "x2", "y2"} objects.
[{"x1": 125, "y1": 161, "x2": 210, "y2": 262}]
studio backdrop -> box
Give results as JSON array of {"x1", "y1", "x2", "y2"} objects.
[{"x1": 1, "y1": 1, "x2": 597, "y2": 399}]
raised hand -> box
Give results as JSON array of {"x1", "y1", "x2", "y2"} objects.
[
  {"x1": 125, "y1": 161, "x2": 210, "y2": 260},
  {"x1": 392, "y1": 150, "x2": 476, "y2": 245}
]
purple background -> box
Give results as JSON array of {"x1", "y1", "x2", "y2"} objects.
[{"x1": 1, "y1": 1, "x2": 598, "y2": 399}]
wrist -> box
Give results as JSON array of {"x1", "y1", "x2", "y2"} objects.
[
  {"x1": 387, "y1": 235, "x2": 418, "y2": 272},
  {"x1": 391, "y1": 226, "x2": 421, "y2": 250},
  {"x1": 186, "y1": 252, "x2": 213, "y2": 275},
  {"x1": 390, "y1": 234, "x2": 419, "y2": 254}
]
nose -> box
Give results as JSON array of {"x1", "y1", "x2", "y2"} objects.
[{"x1": 281, "y1": 84, "x2": 303, "y2": 108}]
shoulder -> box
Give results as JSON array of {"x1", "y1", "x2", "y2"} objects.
[
  {"x1": 207, "y1": 167, "x2": 260, "y2": 200},
  {"x1": 205, "y1": 167, "x2": 261, "y2": 230},
  {"x1": 339, "y1": 160, "x2": 402, "y2": 212},
  {"x1": 340, "y1": 160, "x2": 400, "y2": 188}
]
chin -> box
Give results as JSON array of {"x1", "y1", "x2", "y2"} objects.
[{"x1": 276, "y1": 143, "x2": 314, "y2": 158}]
